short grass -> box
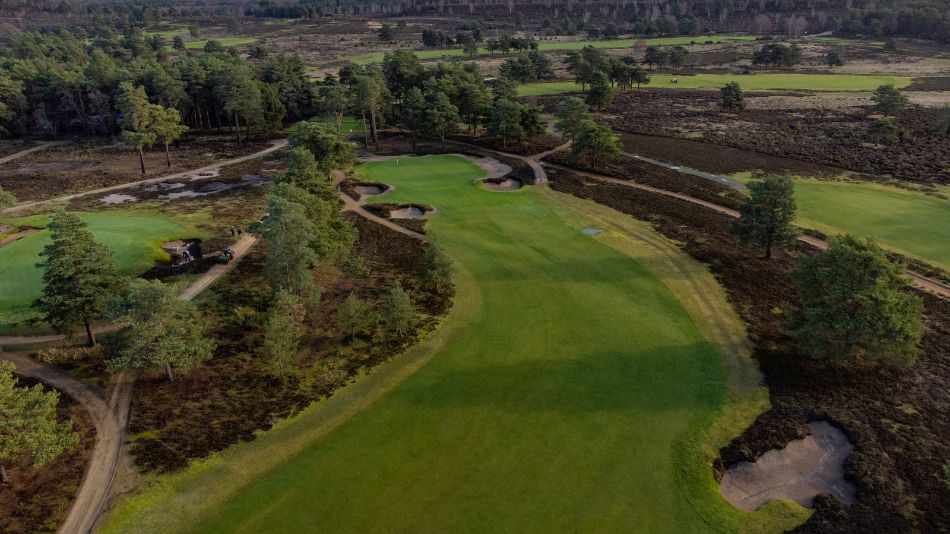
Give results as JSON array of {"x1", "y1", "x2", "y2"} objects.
[
  {"x1": 732, "y1": 173, "x2": 950, "y2": 271},
  {"x1": 306, "y1": 114, "x2": 364, "y2": 133},
  {"x1": 518, "y1": 73, "x2": 914, "y2": 95},
  {"x1": 184, "y1": 36, "x2": 256, "y2": 49},
  {"x1": 347, "y1": 34, "x2": 757, "y2": 64},
  {"x1": 102, "y1": 155, "x2": 804, "y2": 533},
  {"x1": 0, "y1": 211, "x2": 196, "y2": 325}
]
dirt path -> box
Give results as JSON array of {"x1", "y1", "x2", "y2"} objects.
[
  {"x1": 0, "y1": 141, "x2": 67, "y2": 166},
  {"x1": 0, "y1": 352, "x2": 130, "y2": 534},
  {"x1": 0, "y1": 139, "x2": 288, "y2": 215},
  {"x1": 334, "y1": 169, "x2": 428, "y2": 242},
  {"x1": 620, "y1": 150, "x2": 747, "y2": 190},
  {"x1": 540, "y1": 161, "x2": 950, "y2": 300},
  {"x1": 0, "y1": 233, "x2": 258, "y2": 534},
  {"x1": 0, "y1": 227, "x2": 39, "y2": 246}
]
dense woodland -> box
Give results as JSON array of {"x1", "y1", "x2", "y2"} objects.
[
  {"x1": 0, "y1": 29, "x2": 313, "y2": 138},
  {"x1": 0, "y1": 0, "x2": 947, "y2": 42}
]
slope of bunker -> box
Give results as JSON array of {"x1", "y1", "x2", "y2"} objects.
[
  {"x1": 719, "y1": 421, "x2": 857, "y2": 511},
  {"x1": 101, "y1": 154, "x2": 805, "y2": 534}
]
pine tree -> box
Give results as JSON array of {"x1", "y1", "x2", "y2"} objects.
[
  {"x1": 555, "y1": 96, "x2": 590, "y2": 148},
  {"x1": 788, "y1": 235, "x2": 923, "y2": 367},
  {"x1": 336, "y1": 294, "x2": 373, "y2": 342},
  {"x1": 720, "y1": 82, "x2": 746, "y2": 110},
  {"x1": 34, "y1": 210, "x2": 118, "y2": 346},
  {"x1": 259, "y1": 290, "x2": 304, "y2": 380},
  {"x1": 150, "y1": 104, "x2": 188, "y2": 167},
  {"x1": 418, "y1": 245, "x2": 454, "y2": 296},
  {"x1": 730, "y1": 175, "x2": 798, "y2": 259},
  {"x1": 105, "y1": 279, "x2": 215, "y2": 381},
  {"x1": 116, "y1": 82, "x2": 157, "y2": 173},
  {"x1": 382, "y1": 283, "x2": 415, "y2": 336},
  {"x1": 0, "y1": 362, "x2": 78, "y2": 484}
]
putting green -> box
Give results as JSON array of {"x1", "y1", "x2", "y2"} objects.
[
  {"x1": 346, "y1": 34, "x2": 757, "y2": 64},
  {"x1": 732, "y1": 173, "x2": 950, "y2": 271},
  {"x1": 103, "y1": 155, "x2": 806, "y2": 533},
  {"x1": 517, "y1": 73, "x2": 913, "y2": 95},
  {"x1": 0, "y1": 211, "x2": 193, "y2": 325}
]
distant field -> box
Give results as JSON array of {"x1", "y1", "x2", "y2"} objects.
[
  {"x1": 184, "y1": 36, "x2": 256, "y2": 49},
  {"x1": 143, "y1": 27, "x2": 189, "y2": 39},
  {"x1": 517, "y1": 73, "x2": 914, "y2": 95},
  {"x1": 812, "y1": 36, "x2": 886, "y2": 47},
  {"x1": 732, "y1": 173, "x2": 950, "y2": 271},
  {"x1": 347, "y1": 34, "x2": 758, "y2": 64},
  {"x1": 0, "y1": 212, "x2": 194, "y2": 325}
]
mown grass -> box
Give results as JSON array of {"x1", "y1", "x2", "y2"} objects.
[
  {"x1": 184, "y1": 36, "x2": 256, "y2": 49},
  {"x1": 102, "y1": 155, "x2": 804, "y2": 533},
  {"x1": 517, "y1": 73, "x2": 914, "y2": 95},
  {"x1": 732, "y1": 173, "x2": 950, "y2": 271},
  {"x1": 347, "y1": 34, "x2": 757, "y2": 64},
  {"x1": 0, "y1": 211, "x2": 198, "y2": 325}
]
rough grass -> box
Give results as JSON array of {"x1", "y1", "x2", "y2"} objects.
[
  {"x1": 731, "y1": 173, "x2": 950, "y2": 271},
  {"x1": 347, "y1": 34, "x2": 757, "y2": 64},
  {"x1": 101, "y1": 155, "x2": 804, "y2": 533},
  {"x1": 184, "y1": 36, "x2": 255, "y2": 49},
  {"x1": 0, "y1": 211, "x2": 198, "y2": 325},
  {"x1": 518, "y1": 73, "x2": 914, "y2": 95}
]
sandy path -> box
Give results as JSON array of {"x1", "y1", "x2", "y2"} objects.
[
  {"x1": 0, "y1": 141, "x2": 68, "y2": 166},
  {"x1": 0, "y1": 227, "x2": 39, "y2": 246},
  {"x1": 620, "y1": 150, "x2": 747, "y2": 190},
  {"x1": 0, "y1": 139, "x2": 288, "y2": 215},
  {"x1": 540, "y1": 161, "x2": 950, "y2": 300}
]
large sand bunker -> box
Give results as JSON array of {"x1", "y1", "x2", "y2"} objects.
[
  {"x1": 388, "y1": 204, "x2": 434, "y2": 219},
  {"x1": 353, "y1": 182, "x2": 392, "y2": 199},
  {"x1": 719, "y1": 421, "x2": 857, "y2": 511}
]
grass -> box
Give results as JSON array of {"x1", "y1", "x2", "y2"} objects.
[
  {"x1": 0, "y1": 211, "x2": 197, "y2": 325},
  {"x1": 346, "y1": 34, "x2": 758, "y2": 64},
  {"x1": 305, "y1": 114, "x2": 364, "y2": 133},
  {"x1": 184, "y1": 36, "x2": 256, "y2": 49},
  {"x1": 517, "y1": 73, "x2": 914, "y2": 95},
  {"x1": 731, "y1": 173, "x2": 950, "y2": 271},
  {"x1": 101, "y1": 155, "x2": 805, "y2": 533}
]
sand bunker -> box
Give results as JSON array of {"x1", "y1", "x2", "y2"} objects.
[
  {"x1": 582, "y1": 228, "x2": 604, "y2": 235},
  {"x1": 462, "y1": 155, "x2": 512, "y2": 181},
  {"x1": 388, "y1": 205, "x2": 434, "y2": 219},
  {"x1": 4, "y1": 160, "x2": 98, "y2": 174},
  {"x1": 353, "y1": 182, "x2": 391, "y2": 198},
  {"x1": 140, "y1": 182, "x2": 185, "y2": 192},
  {"x1": 482, "y1": 177, "x2": 523, "y2": 191},
  {"x1": 99, "y1": 193, "x2": 138, "y2": 204},
  {"x1": 719, "y1": 421, "x2": 857, "y2": 511}
]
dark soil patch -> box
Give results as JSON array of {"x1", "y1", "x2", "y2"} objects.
[
  {"x1": 546, "y1": 166, "x2": 950, "y2": 532},
  {"x1": 905, "y1": 76, "x2": 950, "y2": 91},
  {"x1": 542, "y1": 151, "x2": 746, "y2": 208},
  {"x1": 125, "y1": 214, "x2": 450, "y2": 473},
  {"x1": 0, "y1": 380, "x2": 95, "y2": 534},
  {"x1": 2, "y1": 160, "x2": 99, "y2": 174},
  {"x1": 539, "y1": 90, "x2": 950, "y2": 184},
  {"x1": 618, "y1": 132, "x2": 836, "y2": 177}
]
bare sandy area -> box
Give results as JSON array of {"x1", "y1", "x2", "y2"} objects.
[{"x1": 719, "y1": 421, "x2": 857, "y2": 511}]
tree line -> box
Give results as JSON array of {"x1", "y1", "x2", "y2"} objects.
[{"x1": 0, "y1": 28, "x2": 315, "y2": 140}]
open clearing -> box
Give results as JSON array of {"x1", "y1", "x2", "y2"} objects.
[
  {"x1": 732, "y1": 173, "x2": 950, "y2": 271},
  {"x1": 184, "y1": 36, "x2": 255, "y2": 49},
  {"x1": 519, "y1": 73, "x2": 914, "y2": 95},
  {"x1": 102, "y1": 155, "x2": 805, "y2": 533},
  {"x1": 346, "y1": 34, "x2": 757, "y2": 64},
  {"x1": 0, "y1": 211, "x2": 196, "y2": 325}
]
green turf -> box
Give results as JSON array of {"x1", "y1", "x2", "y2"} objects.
[
  {"x1": 102, "y1": 155, "x2": 806, "y2": 533},
  {"x1": 306, "y1": 114, "x2": 364, "y2": 133},
  {"x1": 0, "y1": 211, "x2": 194, "y2": 325},
  {"x1": 346, "y1": 34, "x2": 758, "y2": 64},
  {"x1": 517, "y1": 73, "x2": 914, "y2": 95},
  {"x1": 185, "y1": 36, "x2": 256, "y2": 49},
  {"x1": 731, "y1": 173, "x2": 950, "y2": 271}
]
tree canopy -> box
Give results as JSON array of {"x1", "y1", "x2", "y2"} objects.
[{"x1": 731, "y1": 175, "x2": 798, "y2": 258}]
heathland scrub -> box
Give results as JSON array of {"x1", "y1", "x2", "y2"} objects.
[
  {"x1": 732, "y1": 173, "x2": 950, "y2": 271},
  {"x1": 101, "y1": 155, "x2": 806, "y2": 533},
  {"x1": 0, "y1": 211, "x2": 196, "y2": 325},
  {"x1": 344, "y1": 34, "x2": 758, "y2": 64},
  {"x1": 517, "y1": 73, "x2": 914, "y2": 96}
]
